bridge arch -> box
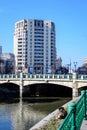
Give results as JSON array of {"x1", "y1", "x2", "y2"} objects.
[
  {"x1": 0, "y1": 80, "x2": 20, "y2": 86},
  {"x1": 23, "y1": 80, "x2": 73, "y2": 88},
  {"x1": 78, "y1": 82, "x2": 87, "y2": 89},
  {"x1": 23, "y1": 83, "x2": 72, "y2": 97},
  {"x1": 0, "y1": 83, "x2": 20, "y2": 98},
  {"x1": 78, "y1": 86, "x2": 87, "y2": 93}
]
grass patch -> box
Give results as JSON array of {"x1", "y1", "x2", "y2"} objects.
[{"x1": 39, "y1": 117, "x2": 63, "y2": 130}]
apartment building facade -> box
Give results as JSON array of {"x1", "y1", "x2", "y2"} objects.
[{"x1": 14, "y1": 19, "x2": 56, "y2": 74}]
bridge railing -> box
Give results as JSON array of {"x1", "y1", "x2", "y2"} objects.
[
  {"x1": 1, "y1": 73, "x2": 87, "y2": 80},
  {"x1": 77, "y1": 74, "x2": 87, "y2": 80},
  {"x1": 0, "y1": 74, "x2": 73, "y2": 80},
  {"x1": 22, "y1": 74, "x2": 73, "y2": 79},
  {"x1": 58, "y1": 90, "x2": 87, "y2": 130},
  {"x1": 0, "y1": 74, "x2": 21, "y2": 78}
]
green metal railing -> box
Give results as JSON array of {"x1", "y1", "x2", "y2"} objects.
[{"x1": 58, "y1": 90, "x2": 87, "y2": 130}]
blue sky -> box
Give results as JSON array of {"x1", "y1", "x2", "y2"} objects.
[{"x1": 0, "y1": 0, "x2": 87, "y2": 68}]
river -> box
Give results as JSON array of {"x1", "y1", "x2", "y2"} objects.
[{"x1": 0, "y1": 97, "x2": 71, "y2": 130}]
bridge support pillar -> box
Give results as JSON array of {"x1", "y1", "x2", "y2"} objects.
[
  {"x1": 72, "y1": 72, "x2": 79, "y2": 100},
  {"x1": 19, "y1": 73, "x2": 23, "y2": 98},
  {"x1": 72, "y1": 87, "x2": 79, "y2": 100},
  {"x1": 20, "y1": 79, "x2": 23, "y2": 98}
]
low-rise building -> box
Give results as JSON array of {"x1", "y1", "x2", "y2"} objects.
[
  {"x1": 77, "y1": 66, "x2": 87, "y2": 74},
  {"x1": 0, "y1": 53, "x2": 15, "y2": 74},
  {"x1": 83, "y1": 58, "x2": 87, "y2": 67},
  {"x1": 55, "y1": 56, "x2": 62, "y2": 70},
  {"x1": 55, "y1": 66, "x2": 69, "y2": 74}
]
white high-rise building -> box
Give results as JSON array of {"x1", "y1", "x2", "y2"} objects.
[{"x1": 14, "y1": 19, "x2": 56, "y2": 74}]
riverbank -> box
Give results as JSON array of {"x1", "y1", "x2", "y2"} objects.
[
  {"x1": 39, "y1": 115, "x2": 63, "y2": 130},
  {"x1": 30, "y1": 98, "x2": 72, "y2": 130}
]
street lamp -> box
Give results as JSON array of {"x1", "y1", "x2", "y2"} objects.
[{"x1": 73, "y1": 62, "x2": 77, "y2": 72}]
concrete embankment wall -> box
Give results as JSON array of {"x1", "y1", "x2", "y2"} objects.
[{"x1": 30, "y1": 98, "x2": 79, "y2": 130}]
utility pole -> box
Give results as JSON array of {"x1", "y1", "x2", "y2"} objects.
[{"x1": 73, "y1": 62, "x2": 77, "y2": 72}]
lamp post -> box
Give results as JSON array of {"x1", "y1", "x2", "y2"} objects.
[{"x1": 73, "y1": 62, "x2": 77, "y2": 72}]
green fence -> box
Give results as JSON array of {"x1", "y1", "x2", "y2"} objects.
[{"x1": 58, "y1": 90, "x2": 87, "y2": 130}]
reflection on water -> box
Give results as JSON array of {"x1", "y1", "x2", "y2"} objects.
[{"x1": 0, "y1": 99, "x2": 47, "y2": 130}]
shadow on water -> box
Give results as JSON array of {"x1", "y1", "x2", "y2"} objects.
[
  {"x1": 22, "y1": 97, "x2": 61, "y2": 103},
  {"x1": 0, "y1": 96, "x2": 71, "y2": 103},
  {"x1": 0, "y1": 83, "x2": 72, "y2": 105}
]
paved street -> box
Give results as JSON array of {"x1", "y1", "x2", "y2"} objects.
[{"x1": 81, "y1": 120, "x2": 87, "y2": 130}]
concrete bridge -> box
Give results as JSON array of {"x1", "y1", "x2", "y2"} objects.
[{"x1": 0, "y1": 72, "x2": 87, "y2": 99}]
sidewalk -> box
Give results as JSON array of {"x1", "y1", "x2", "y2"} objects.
[{"x1": 80, "y1": 119, "x2": 87, "y2": 130}]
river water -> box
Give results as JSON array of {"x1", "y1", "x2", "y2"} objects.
[
  {"x1": 0, "y1": 98, "x2": 71, "y2": 130},
  {"x1": 0, "y1": 99, "x2": 47, "y2": 130}
]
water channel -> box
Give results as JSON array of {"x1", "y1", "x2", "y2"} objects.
[{"x1": 0, "y1": 97, "x2": 71, "y2": 130}]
